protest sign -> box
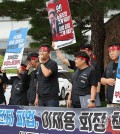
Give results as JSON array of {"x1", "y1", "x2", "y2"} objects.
[
  {"x1": 46, "y1": 0, "x2": 76, "y2": 48},
  {"x1": 112, "y1": 54, "x2": 120, "y2": 103},
  {"x1": 2, "y1": 28, "x2": 28, "y2": 69}
]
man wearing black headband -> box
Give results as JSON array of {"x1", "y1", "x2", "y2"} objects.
[
  {"x1": 2, "y1": 64, "x2": 30, "y2": 105},
  {"x1": 26, "y1": 52, "x2": 39, "y2": 106},
  {"x1": 67, "y1": 51, "x2": 98, "y2": 108}
]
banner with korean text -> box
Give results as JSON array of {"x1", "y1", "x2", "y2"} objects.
[
  {"x1": 2, "y1": 28, "x2": 28, "y2": 69},
  {"x1": 113, "y1": 54, "x2": 120, "y2": 103},
  {"x1": 0, "y1": 105, "x2": 120, "y2": 134},
  {"x1": 46, "y1": 0, "x2": 76, "y2": 48}
]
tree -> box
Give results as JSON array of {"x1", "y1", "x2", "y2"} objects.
[
  {"x1": 0, "y1": 0, "x2": 120, "y2": 67},
  {"x1": 0, "y1": 0, "x2": 87, "y2": 51}
]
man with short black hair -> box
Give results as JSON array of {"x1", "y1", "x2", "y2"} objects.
[
  {"x1": 35, "y1": 44, "x2": 59, "y2": 107},
  {"x1": 3, "y1": 64, "x2": 30, "y2": 105},
  {"x1": 67, "y1": 51, "x2": 98, "y2": 108},
  {"x1": 80, "y1": 44, "x2": 101, "y2": 106},
  {"x1": 80, "y1": 44, "x2": 96, "y2": 60},
  {"x1": 52, "y1": 42, "x2": 101, "y2": 107},
  {"x1": 26, "y1": 52, "x2": 39, "y2": 106}
]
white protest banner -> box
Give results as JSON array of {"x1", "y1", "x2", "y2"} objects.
[
  {"x1": 112, "y1": 54, "x2": 120, "y2": 103},
  {"x1": 2, "y1": 28, "x2": 28, "y2": 69},
  {"x1": 46, "y1": 0, "x2": 76, "y2": 48}
]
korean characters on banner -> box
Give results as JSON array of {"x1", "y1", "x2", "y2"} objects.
[
  {"x1": 1, "y1": 106, "x2": 120, "y2": 134},
  {"x1": 46, "y1": 0, "x2": 76, "y2": 48},
  {"x1": 2, "y1": 28, "x2": 28, "y2": 69},
  {"x1": 113, "y1": 54, "x2": 120, "y2": 103}
]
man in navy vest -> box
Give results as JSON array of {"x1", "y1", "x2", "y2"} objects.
[
  {"x1": 80, "y1": 44, "x2": 101, "y2": 106},
  {"x1": 101, "y1": 43, "x2": 120, "y2": 107},
  {"x1": 52, "y1": 42, "x2": 101, "y2": 107},
  {"x1": 67, "y1": 51, "x2": 98, "y2": 108}
]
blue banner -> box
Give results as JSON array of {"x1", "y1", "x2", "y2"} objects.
[
  {"x1": 0, "y1": 105, "x2": 120, "y2": 134},
  {"x1": 116, "y1": 54, "x2": 120, "y2": 79},
  {"x1": 6, "y1": 28, "x2": 28, "y2": 53}
]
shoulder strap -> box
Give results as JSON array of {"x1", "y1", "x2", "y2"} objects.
[
  {"x1": 107, "y1": 61, "x2": 114, "y2": 72},
  {"x1": 82, "y1": 66, "x2": 93, "y2": 75}
]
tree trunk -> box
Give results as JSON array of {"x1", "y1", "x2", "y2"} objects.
[
  {"x1": 91, "y1": 10, "x2": 105, "y2": 74},
  {"x1": 90, "y1": 10, "x2": 106, "y2": 101}
]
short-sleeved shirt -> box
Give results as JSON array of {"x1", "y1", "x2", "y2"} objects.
[
  {"x1": 68, "y1": 59, "x2": 101, "y2": 81},
  {"x1": 91, "y1": 60, "x2": 101, "y2": 82},
  {"x1": 37, "y1": 58, "x2": 59, "y2": 101},
  {"x1": 68, "y1": 60, "x2": 76, "y2": 71}
]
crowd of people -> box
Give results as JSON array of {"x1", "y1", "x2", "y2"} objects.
[{"x1": 0, "y1": 42, "x2": 119, "y2": 108}]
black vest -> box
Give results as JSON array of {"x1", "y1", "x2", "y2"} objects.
[
  {"x1": 105, "y1": 62, "x2": 116, "y2": 102},
  {"x1": 9, "y1": 77, "x2": 29, "y2": 105},
  {"x1": 72, "y1": 67, "x2": 93, "y2": 105}
]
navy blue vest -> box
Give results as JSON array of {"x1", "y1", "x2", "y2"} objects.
[
  {"x1": 105, "y1": 61, "x2": 117, "y2": 102},
  {"x1": 72, "y1": 67, "x2": 93, "y2": 105}
]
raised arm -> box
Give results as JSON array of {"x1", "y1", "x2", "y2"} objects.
[{"x1": 52, "y1": 42, "x2": 70, "y2": 66}]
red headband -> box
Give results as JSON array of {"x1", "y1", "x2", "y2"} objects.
[
  {"x1": 39, "y1": 47, "x2": 50, "y2": 53},
  {"x1": 21, "y1": 65, "x2": 26, "y2": 71},
  {"x1": 108, "y1": 45, "x2": 120, "y2": 51},
  {"x1": 91, "y1": 54, "x2": 96, "y2": 60},
  {"x1": 83, "y1": 48, "x2": 91, "y2": 52},
  {"x1": 76, "y1": 56, "x2": 89, "y2": 61},
  {"x1": 31, "y1": 57, "x2": 38, "y2": 61}
]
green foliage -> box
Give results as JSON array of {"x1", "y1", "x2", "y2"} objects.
[
  {"x1": 6, "y1": 69, "x2": 17, "y2": 74},
  {"x1": 0, "y1": 55, "x2": 4, "y2": 66},
  {"x1": 0, "y1": 0, "x2": 120, "y2": 54}
]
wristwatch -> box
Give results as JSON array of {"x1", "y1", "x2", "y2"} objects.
[
  {"x1": 40, "y1": 62, "x2": 44, "y2": 65},
  {"x1": 89, "y1": 99, "x2": 95, "y2": 103}
]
